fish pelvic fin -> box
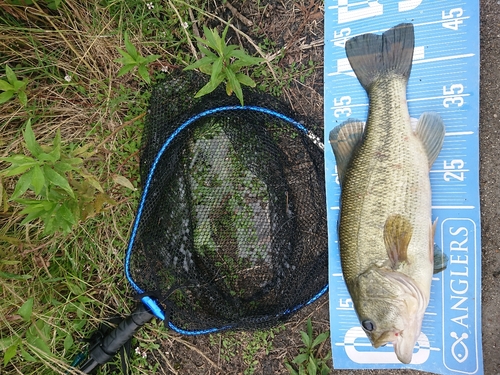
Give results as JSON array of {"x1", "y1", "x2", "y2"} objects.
[
  {"x1": 329, "y1": 119, "x2": 365, "y2": 184},
  {"x1": 345, "y1": 23, "x2": 414, "y2": 92},
  {"x1": 384, "y1": 214, "x2": 413, "y2": 269},
  {"x1": 415, "y1": 112, "x2": 446, "y2": 167}
]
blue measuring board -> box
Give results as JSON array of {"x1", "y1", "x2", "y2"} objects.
[{"x1": 324, "y1": 1, "x2": 482, "y2": 374}]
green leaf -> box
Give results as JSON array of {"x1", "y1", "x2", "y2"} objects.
[
  {"x1": 183, "y1": 56, "x2": 216, "y2": 71},
  {"x1": 137, "y1": 64, "x2": 150, "y2": 84},
  {"x1": 20, "y1": 347, "x2": 36, "y2": 362},
  {"x1": 284, "y1": 362, "x2": 298, "y2": 375},
  {"x1": 292, "y1": 353, "x2": 309, "y2": 364},
  {"x1": 23, "y1": 119, "x2": 42, "y2": 157},
  {"x1": 29, "y1": 337, "x2": 51, "y2": 355},
  {"x1": 202, "y1": 26, "x2": 219, "y2": 51},
  {"x1": 210, "y1": 57, "x2": 223, "y2": 84},
  {"x1": 300, "y1": 330, "x2": 311, "y2": 348},
  {"x1": 144, "y1": 54, "x2": 160, "y2": 64},
  {"x1": 11, "y1": 169, "x2": 34, "y2": 200},
  {"x1": 117, "y1": 64, "x2": 137, "y2": 77},
  {"x1": 230, "y1": 50, "x2": 265, "y2": 64},
  {"x1": 307, "y1": 357, "x2": 317, "y2": 375},
  {"x1": 2, "y1": 161, "x2": 38, "y2": 177},
  {"x1": 5, "y1": 65, "x2": 16, "y2": 85},
  {"x1": 225, "y1": 68, "x2": 243, "y2": 105},
  {"x1": 43, "y1": 166, "x2": 74, "y2": 198},
  {"x1": 0, "y1": 79, "x2": 13, "y2": 91},
  {"x1": 236, "y1": 73, "x2": 256, "y2": 88},
  {"x1": 0, "y1": 337, "x2": 16, "y2": 351},
  {"x1": 63, "y1": 334, "x2": 73, "y2": 352},
  {"x1": 31, "y1": 166, "x2": 45, "y2": 195},
  {"x1": 3, "y1": 344, "x2": 17, "y2": 366},
  {"x1": 58, "y1": 203, "x2": 77, "y2": 225},
  {"x1": 194, "y1": 76, "x2": 223, "y2": 98},
  {"x1": 198, "y1": 44, "x2": 217, "y2": 58},
  {"x1": 221, "y1": 23, "x2": 231, "y2": 51},
  {"x1": 17, "y1": 297, "x2": 34, "y2": 322},
  {"x1": 13, "y1": 79, "x2": 27, "y2": 91},
  {"x1": 115, "y1": 49, "x2": 136, "y2": 65},
  {"x1": 123, "y1": 32, "x2": 138, "y2": 60},
  {"x1": 0, "y1": 90, "x2": 14, "y2": 104},
  {"x1": 311, "y1": 331, "x2": 329, "y2": 348}
]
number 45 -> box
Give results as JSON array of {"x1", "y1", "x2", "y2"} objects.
[{"x1": 442, "y1": 8, "x2": 464, "y2": 31}]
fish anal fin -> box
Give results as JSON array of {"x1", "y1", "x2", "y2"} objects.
[
  {"x1": 329, "y1": 119, "x2": 365, "y2": 184},
  {"x1": 384, "y1": 214, "x2": 413, "y2": 269},
  {"x1": 345, "y1": 23, "x2": 414, "y2": 92},
  {"x1": 415, "y1": 112, "x2": 445, "y2": 167}
]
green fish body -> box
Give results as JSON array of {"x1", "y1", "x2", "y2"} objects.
[{"x1": 329, "y1": 23, "x2": 445, "y2": 364}]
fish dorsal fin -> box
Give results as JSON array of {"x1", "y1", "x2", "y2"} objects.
[
  {"x1": 415, "y1": 112, "x2": 445, "y2": 167},
  {"x1": 384, "y1": 214, "x2": 413, "y2": 269},
  {"x1": 329, "y1": 119, "x2": 365, "y2": 184}
]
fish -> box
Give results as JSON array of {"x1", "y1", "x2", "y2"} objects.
[{"x1": 329, "y1": 23, "x2": 445, "y2": 364}]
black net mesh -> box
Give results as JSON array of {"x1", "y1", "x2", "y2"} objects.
[{"x1": 127, "y1": 70, "x2": 327, "y2": 333}]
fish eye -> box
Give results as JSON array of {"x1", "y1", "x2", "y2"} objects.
[{"x1": 362, "y1": 319, "x2": 375, "y2": 331}]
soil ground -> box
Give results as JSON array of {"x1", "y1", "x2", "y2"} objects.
[{"x1": 150, "y1": 1, "x2": 499, "y2": 374}]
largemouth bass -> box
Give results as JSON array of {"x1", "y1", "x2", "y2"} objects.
[{"x1": 329, "y1": 23, "x2": 445, "y2": 364}]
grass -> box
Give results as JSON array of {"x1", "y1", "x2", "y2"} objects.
[{"x1": 0, "y1": 1, "x2": 324, "y2": 374}]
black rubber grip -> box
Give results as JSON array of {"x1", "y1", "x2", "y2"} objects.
[{"x1": 79, "y1": 304, "x2": 154, "y2": 373}]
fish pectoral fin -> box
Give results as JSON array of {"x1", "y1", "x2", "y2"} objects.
[
  {"x1": 415, "y1": 112, "x2": 445, "y2": 167},
  {"x1": 433, "y1": 243, "x2": 449, "y2": 274},
  {"x1": 329, "y1": 119, "x2": 365, "y2": 184},
  {"x1": 383, "y1": 214, "x2": 413, "y2": 269}
]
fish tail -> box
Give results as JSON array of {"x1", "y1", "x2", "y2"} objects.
[{"x1": 345, "y1": 23, "x2": 414, "y2": 91}]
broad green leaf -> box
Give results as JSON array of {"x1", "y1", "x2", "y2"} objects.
[
  {"x1": 13, "y1": 79, "x2": 27, "y2": 91},
  {"x1": 0, "y1": 337, "x2": 16, "y2": 351},
  {"x1": 20, "y1": 347, "x2": 36, "y2": 362},
  {"x1": 23, "y1": 119, "x2": 42, "y2": 157},
  {"x1": 307, "y1": 358, "x2": 317, "y2": 375},
  {"x1": 230, "y1": 50, "x2": 265, "y2": 64},
  {"x1": 17, "y1": 297, "x2": 34, "y2": 322},
  {"x1": 222, "y1": 44, "x2": 238, "y2": 57},
  {"x1": 300, "y1": 330, "x2": 311, "y2": 348},
  {"x1": 0, "y1": 79, "x2": 13, "y2": 91},
  {"x1": 225, "y1": 68, "x2": 243, "y2": 105},
  {"x1": 43, "y1": 166, "x2": 74, "y2": 198},
  {"x1": 221, "y1": 23, "x2": 230, "y2": 49},
  {"x1": 137, "y1": 64, "x2": 150, "y2": 84},
  {"x1": 0, "y1": 90, "x2": 14, "y2": 104},
  {"x1": 194, "y1": 76, "x2": 222, "y2": 98},
  {"x1": 202, "y1": 26, "x2": 219, "y2": 51},
  {"x1": 63, "y1": 334, "x2": 73, "y2": 352},
  {"x1": 115, "y1": 49, "x2": 136, "y2": 65},
  {"x1": 117, "y1": 63, "x2": 136, "y2": 77},
  {"x1": 236, "y1": 73, "x2": 256, "y2": 88},
  {"x1": 2, "y1": 161, "x2": 38, "y2": 177},
  {"x1": 5, "y1": 65, "x2": 16, "y2": 85},
  {"x1": 58, "y1": 203, "x2": 77, "y2": 225},
  {"x1": 311, "y1": 331, "x2": 329, "y2": 348},
  {"x1": 3, "y1": 344, "x2": 17, "y2": 366},
  {"x1": 183, "y1": 56, "x2": 216, "y2": 71},
  {"x1": 11, "y1": 169, "x2": 34, "y2": 200},
  {"x1": 284, "y1": 362, "x2": 298, "y2": 375},
  {"x1": 292, "y1": 353, "x2": 309, "y2": 364},
  {"x1": 0, "y1": 154, "x2": 36, "y2": 165},
  {"x1": 123, "y1": 32, "x2": 138, "y2": 60},
  {"x1": 145, "y1": 54, "x2": 160, "y2": 64},
  {"x1": 29, "y1": 337, "x2": 50, "y2": 355},
  {"x1": 31, "y1": 165, "x2": 45, "y2": 195},
  {"x1": 37, "y1": 152, "x2": 57, "y2": 163},
  {"x1": 210, "y1": 57, "x2": 223, "y2": 85},
  {"x1": 197, "y1": 45, "x2": 217, "y2": 58}
]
